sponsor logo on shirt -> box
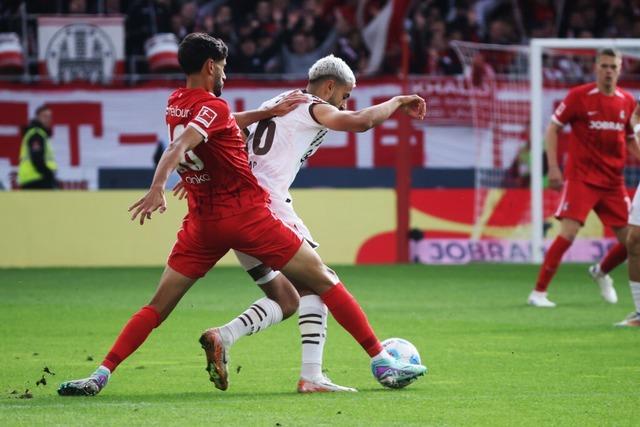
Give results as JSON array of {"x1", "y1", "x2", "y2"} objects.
[
  {"x1": 166, "y1": 106, "x2": 191, "y2": 118},
  {"x1": 194, "y1": 106, "x2": 217, "y2": 127},
  {"x1": 588, "y1": 120, "x2": 625, "y2": 131},
  {"x1": 184, "y1": 173, "x2": 211, "y2": 184}
]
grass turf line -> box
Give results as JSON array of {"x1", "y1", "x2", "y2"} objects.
[{"x1": 0, "y1": 264, "x2": 638, "y2": 426}]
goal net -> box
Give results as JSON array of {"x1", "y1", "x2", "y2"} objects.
[{"x1": 451, "y1": 39, "x2": 640, "y2": 263}]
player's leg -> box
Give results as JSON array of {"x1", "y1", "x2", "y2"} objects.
[
  {"x1": 215, "y1": 252, "x2": 298, "y2": 349},
  {"x1": 529, "y1": 180, "x2": 594, "y2": 307},
  {"x1": 295, "y1": 287, "x2": 356, "y2": 393},
  {"x1": 588, "y1": 225, "x2": 626, "y2": 304},
  {"x1": 619, "y1": 188, "x2": 640, "y2": 327},
  {"x1": 589, "y1": 186, "x2": 631, "y2": 303},
  {"x1": 279, "y1": 243, "x2": 427, "y2": 387},
  {"x1": 210, "y1": 250, "x2": 353, "y2": 392},
  {"x1": 621, "y1": 225, "x2": 640, "y2": 326},
  {"x1": 238, "y1": 207, "x2": 425, "y2": 387},
  {"x1": 58, "y1": 266, "x2": 197, "y2": 396},
  {"x1": 528, "y1": 218, "x2": 580, "y2": 307},
  {"x1": 272, "y1": 214, "x2": 355, "y2": 392}
]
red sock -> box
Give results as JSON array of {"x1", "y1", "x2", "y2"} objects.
[
  {"x1": 320, "y1": 283, "x2": 383, "y2": 357},
  {"x1": 535, "y1": 236, "x2": 572, "y2": 292},
  {"x1": 102, "y1": 305, "x2": 161, "y2": 372},
  {"x1": 599, "y1": 242, "x2": 627, "y2": 274}
]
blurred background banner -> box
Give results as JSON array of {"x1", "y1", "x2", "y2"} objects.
[
  {"x1": 3, "y1": 1, "x2": 640, "y2": 266},
  {"x1": 37, "y1": 15, "x2": 124, "y2": 84},
  {"x1": 4, "y1": 77, "x2": 628, "y2": 191}
]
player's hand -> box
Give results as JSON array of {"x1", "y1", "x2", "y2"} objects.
[
  {"x1": 268, "y1": 91, "x2": 307, "y2": 117},
  {"x1": 172, "y1": 180, "x2": 188, "y2": 200},
  {"x1": 128, "y1": 186, "x2": 167, "y2": 225},
  {"x1": 548, "y1": 165, "x2": 563, "y2": 191},
  {"x1": 397, "y1": 95, "x2": 426, "y2": 120}
]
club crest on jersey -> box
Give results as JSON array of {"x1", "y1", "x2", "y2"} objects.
[
  {"x1": 195, "y1": 106, "x2": 217, "y2": 127},
  {"x1": 620, "y1": 110, "x2": 626, "y2": 120}
]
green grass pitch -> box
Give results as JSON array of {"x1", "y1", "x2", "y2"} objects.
[{"x1": 0, "y1": 264, "x2": 638, "y2": 426}]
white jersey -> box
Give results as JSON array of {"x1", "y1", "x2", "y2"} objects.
[{"x1": 246, "y1": 90, "x2": 328, "y2": 213}]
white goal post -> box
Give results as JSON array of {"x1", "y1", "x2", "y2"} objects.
[{"x1": 529, "y1": 38, "x2": 640, "y2": 263}]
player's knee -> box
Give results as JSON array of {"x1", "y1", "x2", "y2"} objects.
[
  {"x1": 258, "y1": 272, "x2": 299, "y2": 318},
  {"x1": 279, "y1": 291, "x2": 300, "y2": 319},
  {"x1": 559, "y1": 219, "x2": 580, "y2": 241},
  {"x1": 269, "y1": 283, "x2": 299, "y2": 319}
]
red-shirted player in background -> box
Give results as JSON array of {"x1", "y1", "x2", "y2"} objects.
[
  {"x1": 528, "y1": 48, "x2": 640, "y2": 308},
  {"x1": 58, "y1": 33, "x2": 426, "y2": 396}
]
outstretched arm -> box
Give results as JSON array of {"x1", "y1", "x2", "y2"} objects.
[
  {"x1": 232, "y1": 91, "x2": 307, "y2": 129},
  {"x1": 128, "y1": 126, "x2": 203, "y2": 225},
  {"x1": 311, "y1": 95, "x2": 426, "y2": 133}
]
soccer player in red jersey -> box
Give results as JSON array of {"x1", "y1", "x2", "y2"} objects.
[
  {"x1": 57, "y1": 33, "x2": 426, "y2": 396},
  {"x1": 528, "y1": 48, "x2": 640, "y2": 307}
]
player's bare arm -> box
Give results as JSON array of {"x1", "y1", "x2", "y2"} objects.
[
  {"x1": 233, "y1": 91, "x2": 307, "y2": 129},
  {"x1": 129, "y1": 126, "x2": 204, "y2": 225},
  {"x1": 545, "y1": 121, "x2": 563, "y2": 191},
  {"x1": 311, "y1": 95, "x2": 426, "y2": 133}
]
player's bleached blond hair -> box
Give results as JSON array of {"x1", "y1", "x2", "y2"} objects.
[{"x1": 308, "y1": 55, "x2": 356, "y2": 86}]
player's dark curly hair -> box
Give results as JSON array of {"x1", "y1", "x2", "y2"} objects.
[{"x1": 178, "y1": 33, "x2": 228, "y2": 75}]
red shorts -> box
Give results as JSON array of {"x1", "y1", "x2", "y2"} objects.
[
  {"x1": 167, "y1": 205, "x2": 303, "y2": 279},
  {"x1": 555, "y1": 180, "x2": 630, "y2": 228}
]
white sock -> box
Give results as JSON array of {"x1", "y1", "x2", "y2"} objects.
[
  {"x1": 371, "y1": 349, "x2": 391, "y2": 363},
  {"x1": 96, "y1": 365, "x2": 111, "y2": 376},
  {"x1": 218, "y1": 297, "x2": 283, "y2": 348},
  {"x1": 630, "y1": 281, "x2": 640, "y2": 313},
  {"x1": 298, "y1": 295, "x2": 327, "y2": 379}
]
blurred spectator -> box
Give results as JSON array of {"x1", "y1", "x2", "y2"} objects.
[
  {"x1": 172, "y1": 1, "x2": 197, "y2": 39},
  {"x1": 68, "y1": 0, "x2": 88, "y2": 14},
  {"x1": 279, "y1": 2, "x2": 337, "y2": 75},
  {"x1": 6, "y1": 0, "x2": 640, "y2": 78},
  {"x1": 18, "y1": 105, "x2": 58, "y2": 190},
  {"x1": 334, "y1": 8, "x2": 368, "y2": 73},
  {"x1": 126, "y1": 0, "x2": 173, "y2": 56}
]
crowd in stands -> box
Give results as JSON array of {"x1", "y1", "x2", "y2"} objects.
[{"x1": 2, "y1": 0, "x2": 640, "y2": 77}]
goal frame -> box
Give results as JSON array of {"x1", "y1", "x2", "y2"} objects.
[{"x1": 529, "y1": 38, "x2": 640, "y2": 263}]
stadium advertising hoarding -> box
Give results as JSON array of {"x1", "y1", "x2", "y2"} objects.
[
  {"x1": 0, "y1": 76, "x2": 543, "y2": 189},
  {"x1": 0, "y1": 77, "x2": 635, "y2": 265}
]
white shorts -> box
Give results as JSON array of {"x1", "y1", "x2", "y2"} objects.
[
  {"x1": 629, "y1": 184, "x2": 640, "y2": 226},
  {"x1": 234, "y1": 199, "x2": 318, "y2": 283}
]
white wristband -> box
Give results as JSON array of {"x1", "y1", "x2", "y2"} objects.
[{"x1": 634, "y1": 123, "x2": 640, "y2": 134}]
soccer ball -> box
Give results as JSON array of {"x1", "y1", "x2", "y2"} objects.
[
  {"x1": 382, "y1": 337, "x2": 421, "y2": 365},
  {"x1": 378, "y1": 337, "x2": 423, "y2": 389}
]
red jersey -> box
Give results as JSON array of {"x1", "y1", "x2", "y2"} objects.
[
  {"x1": 165, "y1": 87, "x2": 268, "y2": 219},
  {"x1": 551, "y1": 83, "x2": 636, "y2": 187}
]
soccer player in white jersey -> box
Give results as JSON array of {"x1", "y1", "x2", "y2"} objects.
[
  {"x1": 620, "y1": 100, "x2": 640, "y2": 327},
  {"x1": 176, "y1": 55, "x2": 426, "y2": 392}
]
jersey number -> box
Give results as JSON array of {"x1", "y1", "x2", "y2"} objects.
[
  {"x1": 168, "y1": 124, "x2": 204, "y2": 172},
  {"x1": 252, "y1": 119, "x2": 276, "y2": 155}
]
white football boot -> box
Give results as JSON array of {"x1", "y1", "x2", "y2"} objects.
[
  {"x1": 297, "y1": 375, "x2": 357, "y2": 393},
  {"x1": 527, "y1": 290, "x2": 556, "y2": 308},
  {"x1": 588, "y1": 265, "x2": 618, "y2": 304},
  {"x1": 614, "y1": 312, "x2": 640, "y2": 327}
]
